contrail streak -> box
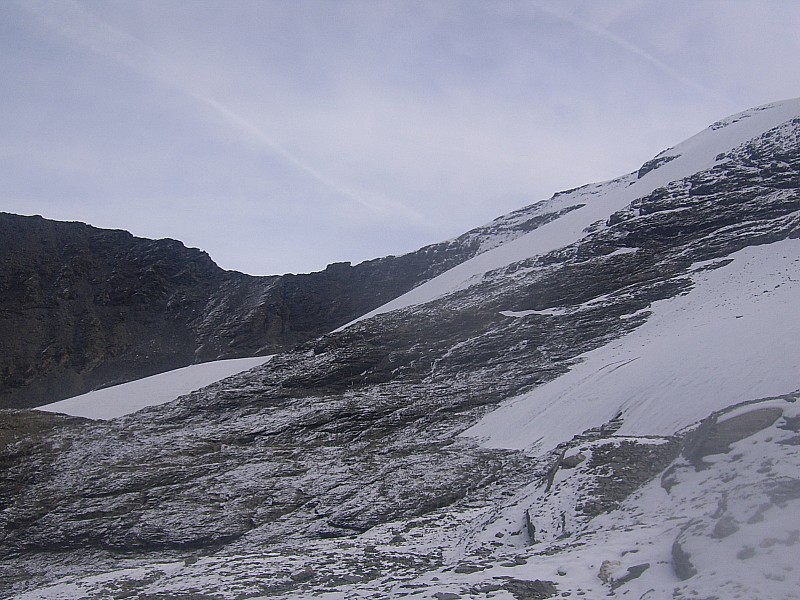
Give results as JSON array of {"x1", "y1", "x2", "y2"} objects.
[
  {"x1": 533, "y1": 2, "x2": 739, "y2": 110},
  {"x1": 195, "y1": 94, "x2": 424, "y2": 221},
  {"x1": 17, "y1": 0, "x2": 424, "y2": 222}
]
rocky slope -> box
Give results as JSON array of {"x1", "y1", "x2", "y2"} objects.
[
  {"x1": 0, "y1": 204, "x2": 557, "y2": 409},
  {"x1": 1, "y1": 99, "x2": 799, "y2": 599}
]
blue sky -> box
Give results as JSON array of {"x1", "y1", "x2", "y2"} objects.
[{"x1": 3, "y1": 0, "x2": 800, "y2": 275}]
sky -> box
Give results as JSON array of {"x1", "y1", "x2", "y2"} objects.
[{"x1": 2, "y1": 1, "x2": 800, "y2": 276}]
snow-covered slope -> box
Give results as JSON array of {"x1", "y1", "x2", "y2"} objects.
[
  {"x1": 37, "y1": 356, "x2": 272, "y2": 420},
  {"x1": 4, "y1": 98, "x2": 800, "y2": 600},
  {"x1": 463, "y1": 237, "x2": 800, "y2": 453},
  {"x1": 378, "y1": 393, "x2": 800, "y2": 600},
  {"x1": 345, "y1": 98, "x2": 800, "y2": 328}
]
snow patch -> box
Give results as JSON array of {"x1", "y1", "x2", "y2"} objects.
[{"x1": 37, "y1": 356, "x2": 273, "y2": 420}]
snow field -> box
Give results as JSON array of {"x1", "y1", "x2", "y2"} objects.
[
  {"x1": 462, "y1": 237, "x2": 800, "y2": 453},
  {"x1": 38, "y1": 355, "x2": 273, "y2": 420}
]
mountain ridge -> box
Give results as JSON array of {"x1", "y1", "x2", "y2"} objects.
[
  {"x1": 0, "y1": 199, "x2": 561, "y2": 409},
  {"x1": 1, "y1": 98, "x2": 799, "y2": 599}
]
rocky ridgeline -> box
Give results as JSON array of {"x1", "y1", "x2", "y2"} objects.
[
  {"x1": 1, "y1": 103, "x2": 799, "y2": 598},
  {"x1": 0, "y1": 202, "x2": 569, "y2": 409}
]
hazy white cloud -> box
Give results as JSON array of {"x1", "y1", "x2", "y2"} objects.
[
  {"x1": 14, "y1": 0, "x2": 431, "y2": 235},
  {"x1": 2, "y1": 0, "x2": 800, "y2": 274}
]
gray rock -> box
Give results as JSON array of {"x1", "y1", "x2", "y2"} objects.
[
  {"x1": 503, "y1": 578, "x2": 558, "y2": 599},
  {"x1": 672, "y1": 539, "x2": 697, "y2": 581},
  {"x1": 559, "y1": 453, "x2": 586, "y2": 469}
]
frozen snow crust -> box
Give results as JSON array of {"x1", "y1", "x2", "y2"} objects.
[{"x1": 3, "y1": 99, "x2": 800, "y2": 599}]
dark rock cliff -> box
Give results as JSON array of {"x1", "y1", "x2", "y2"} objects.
[{"x1": 0, "y1": 214, "x2": 261, "y2": 409}]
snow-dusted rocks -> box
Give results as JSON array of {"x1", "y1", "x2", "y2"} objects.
[{"x1": 2, "y1": 99, "x2": 800, "y2": 599}]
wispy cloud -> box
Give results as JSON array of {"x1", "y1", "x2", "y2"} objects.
[
  {"x1": 17, "y1": 0, "x2": 424, "y2": 224},
  {"x1": 7, "y1": 0, "x2": 799, "y2": 274},
  {"x1": 18, "y1": 0, "x2": 167, "y2": 79},
  {"x1": 532, "y1": 1, "x2": 739, "y2": 110}
]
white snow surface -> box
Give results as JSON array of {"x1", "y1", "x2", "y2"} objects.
[
  {"x1": 341, "y1": 98, "x2": 800, "y2": 329},
  {"x1": 462, "y1": 237, "x2": 800, "y2": 453},
  {"x1": 37, "y1": 356, "x2": 272, "y2": 420}
]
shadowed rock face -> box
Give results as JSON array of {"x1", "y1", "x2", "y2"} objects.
[
  {"x1": 1, "y1": 105, "x2": 799, "y2": 598},
  {"x1": 0, "y1": 214, "x2": 272, "y2": 408},
  {"x1": 0, "y1": 205, "x2": 568, "y2": 409}
]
